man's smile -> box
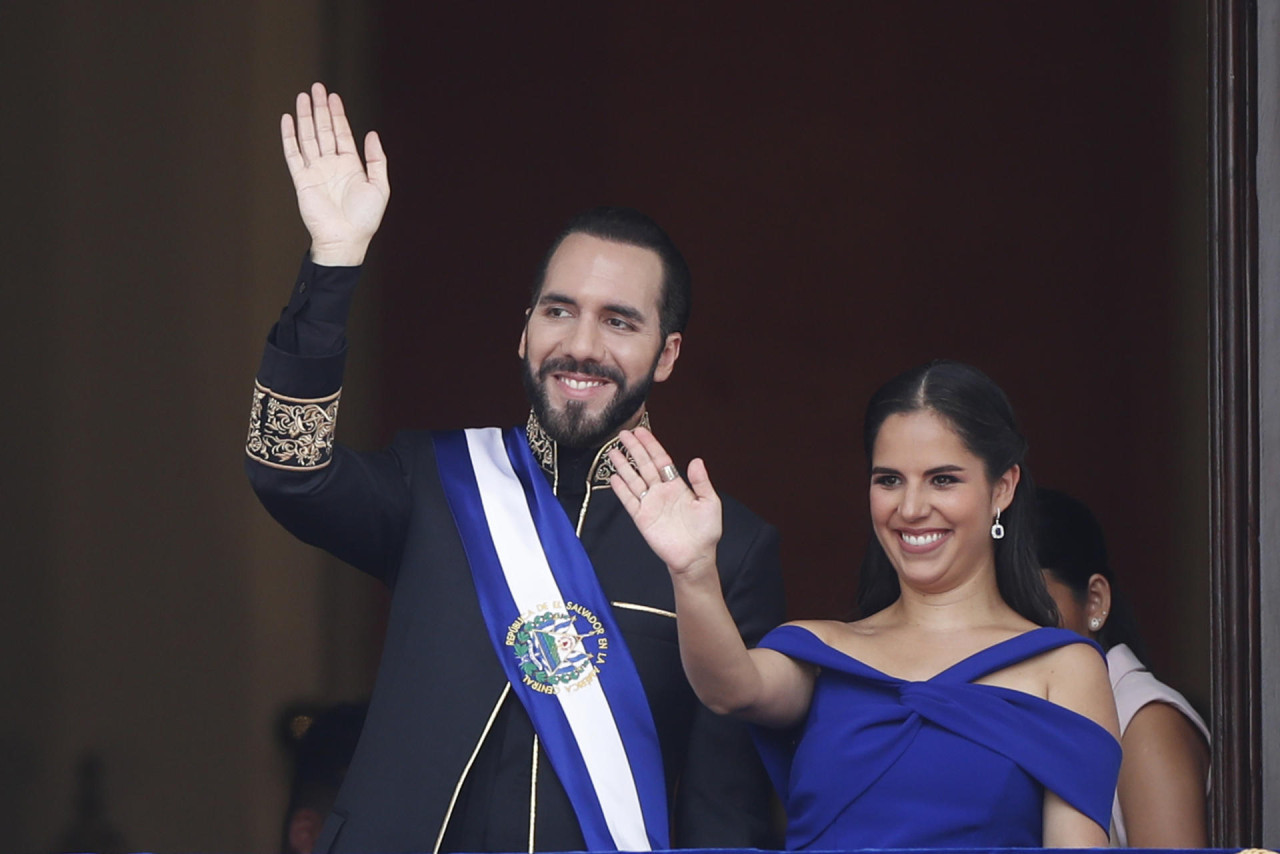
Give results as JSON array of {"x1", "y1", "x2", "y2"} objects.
[
  {"x1": 555, "y1": 373, "x2": 613, "y2": 395},
  {"x1": 539, "y1": 358, "x2": 625, "y2": 408}
]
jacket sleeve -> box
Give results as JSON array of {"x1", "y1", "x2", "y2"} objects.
[
  {"x1": 672, "y1": 514, "x2": 786, "y2": 848},
  {"x1": 243, "y1": 257, "x2": 412, "y2": 584}
]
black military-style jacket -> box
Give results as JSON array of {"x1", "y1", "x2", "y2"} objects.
[{"x1": 245, "y1": 259, "x2": 785, "y2": 854}]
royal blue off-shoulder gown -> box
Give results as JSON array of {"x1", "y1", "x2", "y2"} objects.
[{"x1": 752, "y1": 626, "x2": 1121, "y2": 849}]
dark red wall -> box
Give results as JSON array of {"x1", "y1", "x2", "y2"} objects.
[{"x1": 366, "y1": 4, "x2": 1201, "y2": 682}]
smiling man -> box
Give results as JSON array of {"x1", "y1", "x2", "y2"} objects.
[
  {"x1": 519, "y1": 228, "x2": 681, "y2": 449},
  {"x1": 245, "y1": 83, "x2": 784, "y2": 854}
]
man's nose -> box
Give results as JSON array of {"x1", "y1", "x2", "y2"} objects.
[{"x1": 562, "y1": 317, "x2": 605, "y2": 362}]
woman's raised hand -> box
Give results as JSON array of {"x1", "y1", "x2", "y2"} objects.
[
  {"x1": 281, "y1": 82, "x2": 390, "y2": 267},
  {"x1": 608, "y1": 427, "x2": 722, "y2": 578}
]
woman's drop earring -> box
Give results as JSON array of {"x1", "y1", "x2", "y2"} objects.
[{"x1": 990, "y1": 508, "x2": 1005, "y2": 540}]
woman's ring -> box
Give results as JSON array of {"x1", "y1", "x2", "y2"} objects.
[
  {"x1": 639, "y1": 489, "x2": 649, "y2": 500},
  {"x1": 660, "y1": 465, "x2": 679, "y2": 483}
]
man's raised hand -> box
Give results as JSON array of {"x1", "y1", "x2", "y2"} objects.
[
  {"x1": 281, "y1": 82, "x2": 390, "y2": 267},
  {"x1": 608, "y1": 428, "x2": 724, "y2": 580}
]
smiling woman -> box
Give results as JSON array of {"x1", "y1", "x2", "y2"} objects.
[
  {"x1": 857, "y1": 360, "x2": 1056, "y2": 628},
  {"x1": 867, "y1": 409, "x2": 1021, "y2": 601},
  {"x1": 608, "y1": 359, "x2": 1122, "y2": 849}
]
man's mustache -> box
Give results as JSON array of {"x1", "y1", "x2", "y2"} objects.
[{"x1": 537, "y1": 357, "x2": 624, "y2": 386}]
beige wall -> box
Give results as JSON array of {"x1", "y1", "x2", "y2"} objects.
[{"x1": 1, "y1": 3, "x2": 380, "y2": 851}]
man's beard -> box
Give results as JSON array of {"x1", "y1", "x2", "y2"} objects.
[{"x1": 522, "y1": 354, "x2": 657, "y2": 449}]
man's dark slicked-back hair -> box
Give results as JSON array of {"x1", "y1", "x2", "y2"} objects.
[{"x1": 531, "y1": 206, "x2": 692, "y2": 339}]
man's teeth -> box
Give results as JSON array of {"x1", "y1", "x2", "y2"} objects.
[
  {"x1": 562, "y1": 377, "x2": 606, "y2": 390},
  {"x1": 901, "y1": 531, "x2": 945, "y2": 546}
]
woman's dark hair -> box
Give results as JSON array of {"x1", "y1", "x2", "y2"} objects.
[
  {"x1": 1035, "y1": 487, "x2": 1147, "y2": 659},
  {"x1": 856, "y1": 359, "x2": 1058, "y2": 626}
]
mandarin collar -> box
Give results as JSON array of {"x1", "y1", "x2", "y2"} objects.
[{"x1": 525, "y1": 409, "x2": 651, "y2": 492}]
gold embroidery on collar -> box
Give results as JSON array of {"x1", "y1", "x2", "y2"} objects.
[
  {"x1": 525, "y1": 411, "x2": 555, "y2": 472},
  {"x1": 245, "y1": 380, "x2": 341, "y2": 470},
  {"x1": 524, "y1": 410, "x2": 651, "y2": 492}
]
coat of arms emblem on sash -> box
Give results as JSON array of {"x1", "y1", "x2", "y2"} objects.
[{"x1": 506, "y1": 601, "x2": 609, "y2": 695}]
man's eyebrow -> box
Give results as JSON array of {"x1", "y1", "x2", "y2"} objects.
[
  {"x1": 537, "y1": 291, "x2": 578, "y2": 307},
  {"x1": 604, "y1": 302, "x2": 646, "y2": 323},
  {"x1": 538, "y1": 291, "x2": 648, "y2": 324}
]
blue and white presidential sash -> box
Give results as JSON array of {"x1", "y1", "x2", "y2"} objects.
[{"x1": 433, "y1": 427, "x2": 669, "y2": 852}]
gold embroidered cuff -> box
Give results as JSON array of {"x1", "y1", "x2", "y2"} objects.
[{"x1": 245, "y1": 380, "x2": 341, "y2": 470}]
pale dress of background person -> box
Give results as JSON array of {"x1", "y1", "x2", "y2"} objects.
[{"x1": 1037, "y1": 487, "x2": 1210, "y2": 848}]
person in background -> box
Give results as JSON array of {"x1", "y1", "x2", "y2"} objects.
[
  {"x1": 281, "y1": 703, "x2": 368, "y2": 854},
  {"x1": 1037, "y1": 487, "x2": 1210, "y2": 847}
]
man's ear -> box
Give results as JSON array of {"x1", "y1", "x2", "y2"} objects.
[
  {"x1": 652, "y1": 332, "x2": 682, "y2": 383},
  {"x1": 517, "y1": 308, "x2": 531, "y2": 359}
]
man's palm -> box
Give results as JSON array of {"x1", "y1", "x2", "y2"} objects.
[
  {"x1": 282, "y1": 82, "x2": 389, "y2": 266},
  {"x1": 293, "y1": 147, "x2": 387, "y2": 253}
]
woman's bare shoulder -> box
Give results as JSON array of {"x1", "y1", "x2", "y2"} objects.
[
  {"x1": 1040, "y1": 634, "x2": 1108, "y2": 672},
  {"x1": 776, "y1": 618, "x2": 838, "y2": 645},
  {"x1": 779, "y1": 617, "x2": 894, "y2": 663},
  {"x1": 1042, "y1": 641, "x2": 1120, "y2": 735}
]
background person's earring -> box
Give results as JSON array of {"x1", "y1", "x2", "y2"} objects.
[
  {"x1": 990, "y1": 508, "x2": 1005, "y2": 540},
  {"x1": 1089, "y1": 616, "x2": 1104, "y2": 631}
]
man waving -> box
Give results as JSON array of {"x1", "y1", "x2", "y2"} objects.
[{"x1": 246, "y1": 83, "x2": 784, "y2": 854}]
